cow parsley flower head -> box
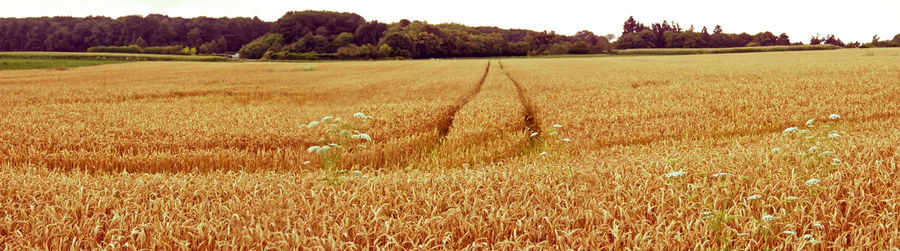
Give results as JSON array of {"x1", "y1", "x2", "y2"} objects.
[
  {"x1": 737, "y1": 233, "x2": 750, "y2": 237},
  {"x1": 828, "y1": 132, "x2": 840, "y2": 139},
  {"x1": 356, "y1": 133, "x2": 372, "y2": 141},
  {"x1": 664, "y1": 171, "x2": 687, "y2": 179},
  {"x1": 562, "y1": 138, "x2": 572, "y2": 142},
  {"x1": 772, "y1": 147, "x2": 782, "y2": 153},
  {"x1": 746, "y1": 195, "x2": 762, "y2": 201},
  {"x1": 783, "y1": 127, "x2": 799, "y2": 134},
  {"x1": 805, "y1": 178, "x2": 820, "y2": 186},
  {"x1": 538, "y1": 152, "x2": 547, "y2": 157},
  {"x1": 808, "y1": 146, "x2": 818, "y2": 152},
  {"x1": 314, "y1": 145, "x2": 332, "y2": 155},
  {"x1": 783, "y1": 231, "x2": 796, "y2": 235},
  {"x1": 762, "y1": 214, "x2": 776, "y2": 221},
  {"x1": 801, "y1": 234, "x2": 814, "y2": 240},
  {"x1": 813, "y1": 222, "x2": 824, "y2": 229},
  {"x1": 307, "y1": 146, "x2": 321, "y2": 153},
  {"x1": 711, "y1": 172, "x2": 732, "y2": 178},
  {"x1": 832, "y1": 158, "x2": 841, "y2": 164},
  {"x1": 829, "y1": 114, "x2": 840, "y2": 120},
  {"x1": 552, "y1": 124, "x2": 562, "y2": 128},
  {"x1": 306, "y1": 121, "x2": 321, "y2": 128},
  {"x1": 785, "y1": 196, "x2": 799, "y2": 201},
  {"x1": 353, "y1": 112, "x2": 370, "y2": 119},
  {"x1": 302, "y1": 161, "x2": 311, "y2": 165},
  {"x1": 529, "y1": 132, "x2": 539, "y2": 137},
  {"x1": 321, "y1": 116, "x2": 334, "y2": 123},
  {"x1": 806, "y1": 119, "x2": 815, "y2": 127}
]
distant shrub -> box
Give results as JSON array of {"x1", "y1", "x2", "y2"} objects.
[
  {"x1": 142, "y1": 46, "x2": 187, "y2": 55},
  {"x1": 87, "y1": 45, "x2": 142, "y2": 54}
]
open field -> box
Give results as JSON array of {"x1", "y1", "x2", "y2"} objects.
[
  {"x1": 0, "y1": 51, "x2": 228, "y2": 62},
  {"x1": 1, "y1": 48, "x2": 899, "y2": 249}
]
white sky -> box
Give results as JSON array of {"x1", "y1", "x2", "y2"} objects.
[{"x1": 2, "y1": 0, "x2": 898, "y2": 43}]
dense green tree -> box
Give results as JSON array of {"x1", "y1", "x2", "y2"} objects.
[
  {"x1": 354, "y1": 21, "x2": 387, "y2": 45},
  {"x1": 272, "y1": 10, "x2": 364, "y2": 43},
  {"x1": 238, "y1": 33, "x2": 284, "y2": 59}
]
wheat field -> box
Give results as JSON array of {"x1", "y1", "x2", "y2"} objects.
[{"x1": 2, "y1": 49, "x2": 899, "y2": 249}]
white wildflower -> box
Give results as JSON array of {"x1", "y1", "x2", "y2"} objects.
[
  {"x1": 332, "y1": 117, "x2": 341, "y2": 123},
  {"x1": 812, "y1": 222, "x2": 824, "y2": 229},
  {"x1": 306, "y1": 121, "x2": 321, "y2": 128},
  {"x1": 785, "y1": 196, "x2": 799, "y2": 201},
  {"x1": 328, "y1": 143, "x2": 340, "y2": 148},
  {"x1": 805, "y1": 178, "x2": 820, "y2": 186},
  {"x1": 302, "y1": 161, "x2": 311, "y2": 165},
  {"x1": 315, "y1": 145, "x2": 331, "y2": 155},
  {"x1": 801, "y1": 234, "x2": 814, "y2": 240},
  {"x1": 829, "y1": 114, "x2": 840, "y2": 120},
  {"x1": 808, "y1": 146, "x2": 818, "y2": 152},
  {"x1": 746, "y1": 195, "x2": 762, "y2": 201},
  {"x1": 711, "y1": 172, "x2": 732, "y2": 178},
  {"x1": 783, "y1": 127, "x2": 798, "y2": 134},
  {"x1": 828, "y1": 132, "x2": 840, "y2": 139},
  {"x1": 771, "y1": 147, "x2": 782, "y2": 153},
  {"x1": 353, "y1": 112, "x2": 369, "y2": 119},
  {"x1": 548, "y1": 131, "x2": 558, "y2": 136},
  {"x1": 321, "y1": 116, "x2": 333, "y2": 123},
  {"x1": 538, "y1": 152, "x2": 547, "y2": 156},
  {"x1": 356, "y1": 133, "x2": 372, "y2": 141},
  {"x1": 737, "y1": 233, "x2": 750, "y2": 237},
  {"x1": 762, "y1": 215, "x2": 776, "y2": 221},
  {"x1": 664, "y1": 171, "x2": 687, "y2": 179},
  {"x1": 306, "y1": 146, "x2": 321, "y2": 153},
  {"x1": 832, "y1": 158, "x2": 841, "y2": 164},
  {"x1": 552, "y1": 124, "x2": 562, "y2": 128},
  {"x1": 530, "y1": 132, "x2": 539, "y2": 137},
  {"x1": 783, "y1": 231, "x2": 796, "y2": 235},
  {"x1": 806, "y1": 119, "x2": 815, "y2": 127},
  {"x1": 562, "y1": 138, "x2": 572, "y2": 142},
  {"x1": 352, "y1": 170, "x2": 362, "y2": 175},
  {"x1": 699, "y1": 212, "x2": 712, "y2": 217}
]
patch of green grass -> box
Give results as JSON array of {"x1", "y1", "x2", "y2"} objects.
[
  {"x1": 0, "y1": 51, "x2": 228, "y2": 62},
  {"x1": 0, "y1": 58, "x2": 128, "y2": 71}
]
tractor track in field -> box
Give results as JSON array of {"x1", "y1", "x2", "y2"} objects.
[
  {"x1": 498, "y1": 60, "x2": 543, "y2": 148},
  {"x1": 435, "y1": 60, "x2": 492, "y2": 137}
]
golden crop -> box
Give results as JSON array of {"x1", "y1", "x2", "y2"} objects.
[{"x1": 2, "y1": 49, "x2": 899, "y2": 249}]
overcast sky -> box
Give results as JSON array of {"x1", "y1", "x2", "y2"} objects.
[{"x1": 2, "y1": 0, "x2": 898, "y2": 43}]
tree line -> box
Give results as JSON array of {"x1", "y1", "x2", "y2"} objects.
[
  {"x1": 238, "y1": 10, "x2": 615, "y2": 59},
  {"x1": 0, "y1": 15, "x2": 270, "y2": 53},
  {"x1": 616, "y1": 16, "x2": 898, "y2": 49},
  {"x1": 1, "y1": 12, "x2": 898, "y2": 59}
]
